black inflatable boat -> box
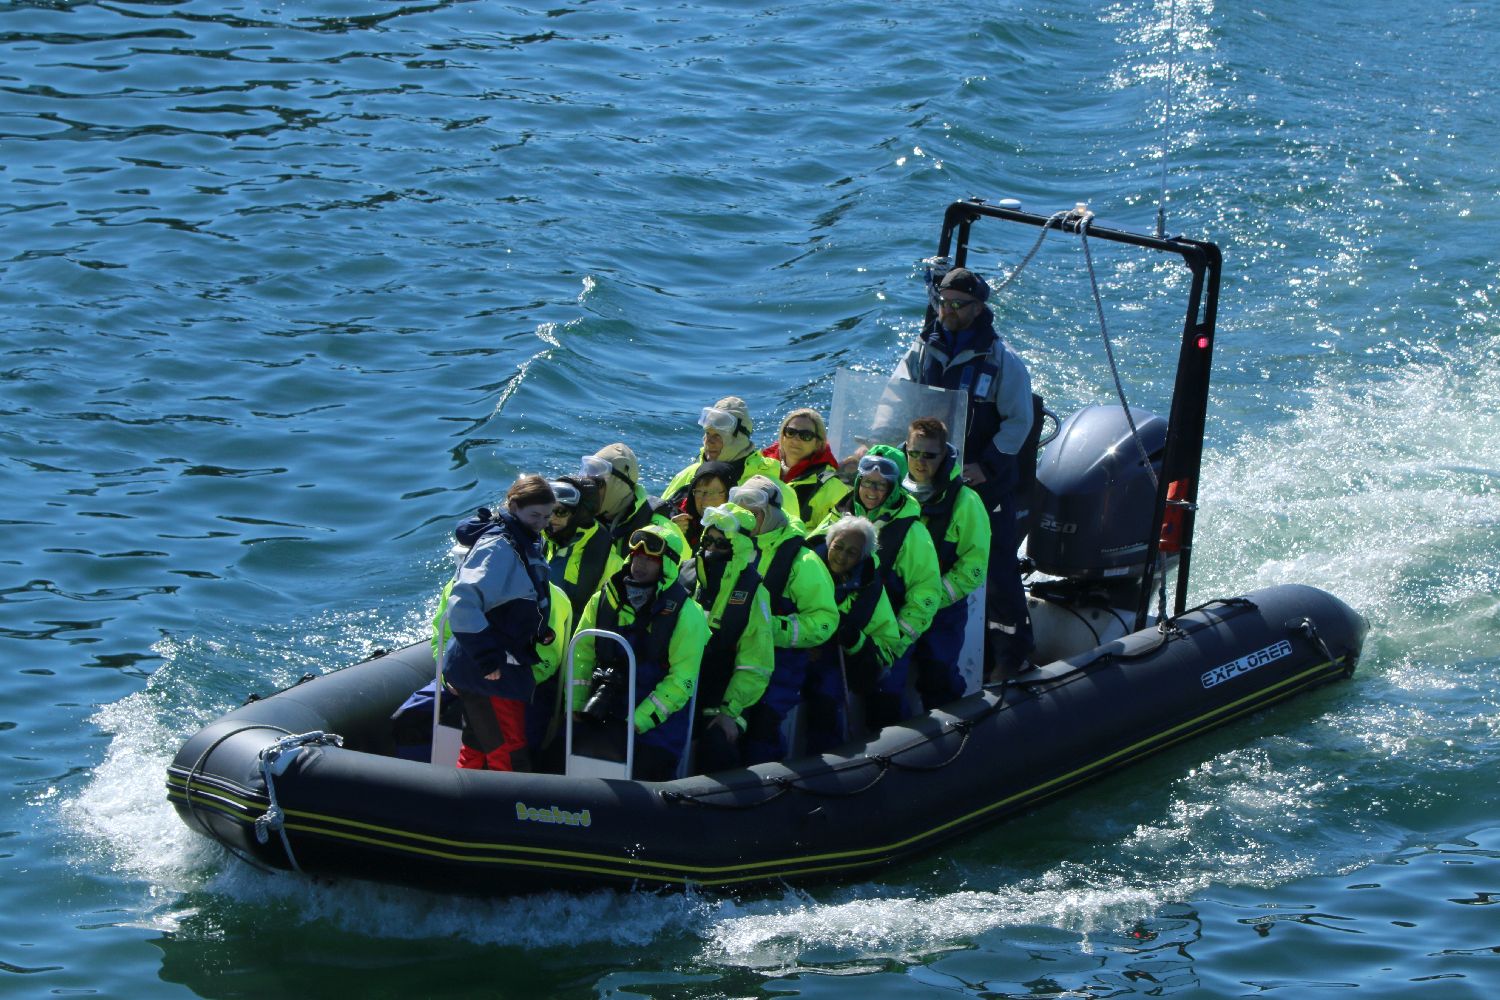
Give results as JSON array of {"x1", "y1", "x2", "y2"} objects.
[{"x1": 166, "y1": 202, "x2": 1370, "y2": 894}]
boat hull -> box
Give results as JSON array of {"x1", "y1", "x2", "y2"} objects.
[{"x1": 166, "y1": 583, "x2": 1366, "y2": 894}]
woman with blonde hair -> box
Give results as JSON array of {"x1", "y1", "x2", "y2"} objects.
[{"x1": 761, "y1": 407, "x2": 849, "y2": 529}]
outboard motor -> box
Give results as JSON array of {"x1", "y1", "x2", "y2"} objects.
[{"x1": 1024, "y1": 403, "x2": 1174, "y2": 663}]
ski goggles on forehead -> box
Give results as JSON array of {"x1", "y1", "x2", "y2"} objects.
[
  {"x1": 547, "y1": 480, "x2": 581, "y2": 508},
  {"x1": 727, "y1": 484, "x2": 777, "y2": 509},
  {"x1": 856, "y1": 454, "x2": 901, "y2": 482},
  {"x1": 628, "y1": 529, "x2": 669, "y2": 558},
  {"x1": 699, "y1": 505, "x2": 744, "y2": 535},
  {"x1": 698, "y1": 406, "x2": 748, "y2": 439},
  {"x1": 578, "y1": 455, "x2": 635, "y2": 488}
]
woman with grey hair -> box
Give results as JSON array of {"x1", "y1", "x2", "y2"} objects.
[{"x1": 803, "y1": 515, "x2": 903, "y2": 751}]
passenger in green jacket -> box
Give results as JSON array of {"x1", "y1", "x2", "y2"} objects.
[
  {"x1": 543, "y1": 475, "x2": 611, "y2": 622},
  {"x1": 663, "y1": 395, "x2": 801, "y2": 521},
  {"x1": 582, "y1": 442, "x2": 685, "y2": 583},
  {"x1": 803, "y1": 515, "x2": 903, "y2": 751},
  {"x1": 815, "y1": 444, "x2": 942, "y2": 730},
  {"x1": 570, "y1": 524, "x2": 708, "y2": 781},
  {"x1": 730, "y1": 475, "x2": 838, "y2": 764},
  {"x1": 687, "y1": 502, "x2": 777, "y2": 772},
  {"x1": 904, "y1": 417, "x2": 991, "y2": 710},
  {"x1": 761, "y1": 407, "x2": 850, "y2": 530}
]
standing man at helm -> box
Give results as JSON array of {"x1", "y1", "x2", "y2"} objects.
[
  {"x1": 663, "y1": 396, "x2": 800, "y2": 520},
  {"x1": 895, "y1": 267, "x2": 1036, "y2": 679}
]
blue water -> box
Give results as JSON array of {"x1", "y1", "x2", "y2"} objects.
[{"x1": 3, "y1": 0, "x2": 1498, "y2": 995}]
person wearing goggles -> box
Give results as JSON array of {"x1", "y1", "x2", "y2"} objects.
[
  {"x1": 435, "y1": 474, "x2": 561, "y2": 773},
  {"x1": 684, "y1": 502, "x2": 776, "y2": 773},
  {"x1": 725, "y1": 477, "x2": 839, "y2": 767},
  {"x1": 662, "y1": 395, "x2": 802, "y2": 524},
  {"x1": 580, "y1": 444, "x2": 686, "y2": 582},
  {"x1": 542, "y1": 475, "x2": 610, "y2": 612},
  {"x1": 814, "y1": 443, "x2": 943, "y2": 732},
  {"x1": 801, "y1": 515, "x2": 903, "y2": 751},
  {"x1": 895, "y1": 265, "x2": 1037, "y2": 677},
  {"x1": 901, "y1": 416, "x2": 992, "y2": 708},
  {"x1": 760, "y1": 408, "x2": 850, "y2": 529},
  {"x1": 569, "y1": 523, "x2": 708, "y2": 782}
]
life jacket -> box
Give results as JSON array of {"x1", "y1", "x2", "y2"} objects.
[
  {"x1": 547, "y1": 520, "x2": 613, "y2": 619},
  {"x1": 916, "y1": 452, "x2": 965, "y2": 575},
  {"x1": 592, "y1": 572, "x2": 693, "y2": 752},
  {"x1": 759, "y1": 532, "x2": 806, "y2": 617},
  {"x1": 693, "y1": 561, "x2": 761, "y2": 710},
  {"x1": 832, "y1": 492, "x2": 918, "y2": 616}
]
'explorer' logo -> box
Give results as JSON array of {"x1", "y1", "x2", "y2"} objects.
[
  {"x1": 515, "y1": 802, "x2": 592, "y2": 827},
  {"x1": 1201, "y1": 640, "x2": 1293, "y2": 689}
]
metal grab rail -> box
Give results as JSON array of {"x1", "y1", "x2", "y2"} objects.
[{"x1": 564, "y1": 628, "x2": 637, "y2": 779}]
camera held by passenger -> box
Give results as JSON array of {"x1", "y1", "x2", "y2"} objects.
[{"x1": 581, "y1": 665, "x2": 627, "y2": 724}]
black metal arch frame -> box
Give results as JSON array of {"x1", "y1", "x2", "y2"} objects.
[{"x1": 930, "y1": 198, "x2": 1223, "y2": 629}]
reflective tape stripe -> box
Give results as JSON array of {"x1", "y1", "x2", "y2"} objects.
[
  {"x1": 789, "y1": 616, "x2": 800, "y2": 645},
  {"x1": 648, "y1": 694, "x2": 670, "y2": 720},
  {"x1": 898, "y1": 617, "x2": 920, "y2": 639},
  {"x1": 943, "y1": 577, "x2": 959, "y2": 602}
]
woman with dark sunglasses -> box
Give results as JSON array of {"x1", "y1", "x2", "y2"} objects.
[{"x1": 760, "y1": 407, "x2": 850, "y2": 530}]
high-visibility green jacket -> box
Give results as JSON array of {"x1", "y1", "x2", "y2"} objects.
[
  {"x1": 569, "y1": 536, "x2": 708, "y2": 735},
  {"x1": 753, "y1": 521, "x2": 838, "y2": 650},
  {"x1": 917, "y1": 454, "x2": 992, "y2": 610},
  {"x1": 665, "y1": 449, "x2": 801, "y2": 528},
  {"x1": 815, "y1": 494, "x2": 941, "y2": 657},
  {"x1": 691, "y1": 525, "x2": 776, "y2": 726}
]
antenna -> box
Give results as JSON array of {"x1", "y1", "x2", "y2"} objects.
[{"x1": 1156, "y1": 0, "x2": 1181, "y2": 240}]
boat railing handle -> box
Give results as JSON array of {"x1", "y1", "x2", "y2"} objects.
[
  {"x1": 1037, "y1": 406, "x2": 1061, "y2": 447},
  {"x1": 565, "y1": 628, "x2": 637, "y2": 778}
]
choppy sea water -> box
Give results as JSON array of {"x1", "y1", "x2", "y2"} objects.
[{"x1": 3, "y1": 0, "x2": 1498, "y2": 996}]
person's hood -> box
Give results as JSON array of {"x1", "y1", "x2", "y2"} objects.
[
  {"x1": 453, "y1": 508, "x2": 495, "y2": 549},
  {"x1": 854, "y1": 444, "x2": 909, "y2": 517},
  {"x1": 694, "y1": 501, "x2": 758, "y2": 583},
  {"x1": 592, "y1": 442, "x2": 640, "y2": 518},
  {"x1": 709, "y1": 395, "x2": 755, "y2": 462},
  {"x1": 736, "y1": 473, "x2": 790, "y2": 535},
  {"x1": 630, "y1": 522, "x2": 688, "y2": 591}
]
